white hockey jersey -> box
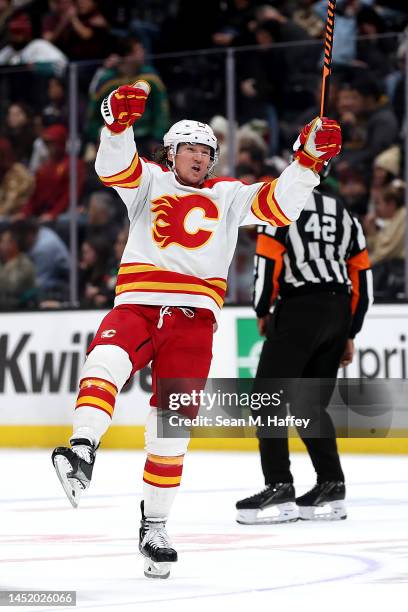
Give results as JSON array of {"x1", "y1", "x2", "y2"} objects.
[{"x1": 95, "y1": 127, "x2": 319, "y2": 321}]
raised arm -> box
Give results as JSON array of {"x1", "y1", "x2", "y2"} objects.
[
  {"x1": 239, "y1": 117, "x2": 342, "y2": 227},
  {"x1": 95, "y1": 81, "x2": 151, "y2": 212}
]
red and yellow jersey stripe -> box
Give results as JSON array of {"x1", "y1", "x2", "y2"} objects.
[
  {"x1": 98, "y1": 151, "x2": 142, "y2": 189},
  {"x1": 251, "y1": 180, "x2": 292, "y2": 227},
  {"x1": 116, "y1": 263, "x2": 227, "y2": 309}
]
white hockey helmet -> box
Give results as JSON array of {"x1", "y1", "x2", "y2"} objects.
[{"x1": 163, "y1": 119, "x2": 218, "y2": 169}]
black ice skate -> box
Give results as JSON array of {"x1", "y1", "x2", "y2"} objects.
[
  {"x1": 236, "y1": 483, "x2": 299, "y2": 524},
  {"x1": 139, "y1": 501, "x2": 178, "y2": 579},
  {"x1": 52, "y1": 439, "x2": 96, "y2": 508},
  {"x1": 296, "y1": 481, "x2": 346, "y2": 521}
]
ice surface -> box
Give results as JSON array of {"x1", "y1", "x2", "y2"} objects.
[{"x1": 0, "y1": 450, "x2": 407, "y2": 611}]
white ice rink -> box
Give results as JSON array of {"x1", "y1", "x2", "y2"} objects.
[{"x1": 1, "y1": 449, "x2": 407, "y2": 612}]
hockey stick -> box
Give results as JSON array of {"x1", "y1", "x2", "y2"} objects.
[{"x1": 319, "y1": 0, "x2": 336, "y2": 117}]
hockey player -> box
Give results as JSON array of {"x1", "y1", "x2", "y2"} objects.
[{"x1": 52, "y1": 80, "x2": 342, "y2": 578}]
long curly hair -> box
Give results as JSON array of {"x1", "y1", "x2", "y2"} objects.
[{"x1": 153, "y1": 145, "x2": 170, "y2": 168}]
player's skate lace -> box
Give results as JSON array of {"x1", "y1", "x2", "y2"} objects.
[
  {"x1": 244, "y1": 485, "x2": 271, "y2": 501},
  {"x1": 157, "y1": 306, "x2": 172, "y2": 329},
  {"x1": 141, "y1": 522, "x2": 172, "y2": 550},
  {"x1": 71, "y1": 444, "x2": 94, "y2": 464}
]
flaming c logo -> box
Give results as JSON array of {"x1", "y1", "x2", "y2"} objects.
[{"x1": 152, "y1": 194, "x2": 219, "y2": 249}]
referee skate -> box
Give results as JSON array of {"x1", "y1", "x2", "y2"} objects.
[
  {"x1": 236, "y1": 483, "x2": 299, "y2": 524},
  {"x1": 296, "y1": 481, "x2": 347, "y2": 521}
]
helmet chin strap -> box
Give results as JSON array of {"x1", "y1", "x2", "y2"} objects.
[{"x1": 168, "y1": 145, "x2": 182, "y2": 182}]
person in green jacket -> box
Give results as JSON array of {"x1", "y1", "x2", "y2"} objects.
[{"x1": 86, "y1": 35, "x2": 170, "y2": 157}]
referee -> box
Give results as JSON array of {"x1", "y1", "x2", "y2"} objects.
[{"x1": 236, "y1": 188, "x2": 373, "y2": 524}]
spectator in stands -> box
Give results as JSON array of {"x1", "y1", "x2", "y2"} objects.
[
  {"x1": 335, "y1": 76, "x2": 399, "y2": 179},
  {"x1": 369, "y1": 145, "x2": 401, "y2": 210},
  {"x1": 0, "y1": 224, "x2": 36, "y2": 308},
  {"x1": 237, "y1": 121, "x2": 268, "y2": 156},
  {"x1": 78, "y1": 235, "x2": 111, "y2": 308},
  {"x1": 112, "y1": 224, "x2": 128, "y2": 265},
  {"x1": 87, "y1": 35, "x2": 170, "y2": 156},
  {"x1": 19, "y1": 124, "x2": 85, "y2": 222},
  {"x1": 236, "y1": 145, "x2": 269, "y2": 181},
  {"x1": 363, "y1": 180, "x2": 406, "y2": 298},
  {"x1": 280, "y1": 74, "x2": 340, "y2": 150},
  {"x1": 28, "y1": 130, "x2": 51, "y2": 175},
  {"x1": 41, "y1": 76, "x2": 68, "y2": 127},
  {"x1": 314, "y1": 0, "x2": 359, "y2": 66},
  {"x1": 388, "y1": 37, "x2": 405, "y2": 130},
  {"x1": 293, "y1": 0, "x2": 324, "y2": 39},
  {"x1": 42, "y1": 0, "x2": 74, "y2": 45},
  {"x1": 212, "y1": 0, "x2": 256, "y2": 48},
  {"x1": 104, "y1": 223, "x2": 129, "y2": 306},
  {"x1": 28, "y1": 77, "x2": 69, "y2": 174},
  {"x1": 15, "y1": 217, "x2": 70, "y2": 296},
  {"x1": 85, "y1": 190, "x2": 119, "y2": 243},
  {"x1": 356, "y1": 5, "x2": 395, "y2": 79},
  {"x1": 363, "y1": 180, "x2": 406, "y2": 266},
  {"x1": 0, "y1": 0, "x2": 13, "y2": 49},
  {"x1": 0, "y1": 11, "x2": 67, "y2": 74},
  {"x1": 338, "y1": 166, "x2": 370, "y2": 218},
  {"x1": 209, "y1": 115, "x2": 230, "y2": 176},
  {"x1": 1, "y1": 102, "x2": 36, "y2": 167},
  {"x1": 373, "y1": 146, "x2": 401, "y2": 184},
  {"x1": 238, "y1": 15, "x2": 313, "y2": 155},
  {"x1": 51, "y1": 0, "x2": 111, "y2": 61},
  {"x1": 0, "y1": 138, "x2": 34, "y2": 219}
]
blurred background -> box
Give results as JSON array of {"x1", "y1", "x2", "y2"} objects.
[
  {"x1": 0, "y1": 0, "x2": 407, "y2": 451},
  {"x1": 0, "y1": 0, "x2": 406, "y2": 309}
]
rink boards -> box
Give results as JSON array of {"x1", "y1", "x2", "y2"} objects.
[{"x1": 0, "y1": 305, "x2": 407, "y2": 452}]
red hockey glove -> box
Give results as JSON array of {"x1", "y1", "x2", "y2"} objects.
[
  {"x1": 101, "y1": 80, "x2": 151, "y2": 134},
  {"x1": 293, "y1": 117, "x2": 342, "y2": 173}
]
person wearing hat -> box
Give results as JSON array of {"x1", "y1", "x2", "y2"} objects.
[
  {"x1": 18, "y1": 124, "x2": 85, "y2": 223},
  {"x1": 0, "y1": 12, "x2": 67, "y2": 74},
  {"x1": 369, "y1": 145, "x2": 401, "y2": 212},
  {"x1": 364, "y1": 180, "x2": 406, "y2": 267},
  {"x1": 373, "y1": 145, "x2": 401, "y2": 187}
]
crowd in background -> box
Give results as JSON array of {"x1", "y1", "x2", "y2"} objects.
[{"x1": 0, "y1": 0, "x2": 407, "y2": 309}]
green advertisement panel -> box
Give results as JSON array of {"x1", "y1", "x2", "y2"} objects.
[{"x1": 236, "y1": 318, "x2": 264, "y2": 378}]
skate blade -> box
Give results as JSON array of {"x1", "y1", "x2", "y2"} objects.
[
  {"x1": 298, "y1": 500, "x2": 347, "y2": 521},
  {"x1": 143, "y1": 558, "x2": 172, "y2": 579},
  {"x1": 236, "y1": 502, "x2": 299, "y2": 525},
  {"x1": 53, "y1": 455, "x2": 84, "y2": 509}
]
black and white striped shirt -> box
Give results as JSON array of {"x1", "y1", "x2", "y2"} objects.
[{"x1": 254, "y1": 190, "x2": 373, "y2": 338}]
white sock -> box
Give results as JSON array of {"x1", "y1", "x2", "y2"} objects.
[
  {"x1": 143, "y1": 482, "x2": 179, "y2": 519},
  {"x1": 71, "y1": 345, "x2": 132, "y2": 446},
  {"x1": 142, "y1": 453, "x2": 185, "y2": 519}
]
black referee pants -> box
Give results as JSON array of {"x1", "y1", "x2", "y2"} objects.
[{"x1": 255, "y1": 291, "x2": 352, "y2": 485}]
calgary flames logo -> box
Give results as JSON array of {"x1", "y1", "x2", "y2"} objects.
[{"x1": 151, "y1": 194, "x2": 219, "y2": 249}]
